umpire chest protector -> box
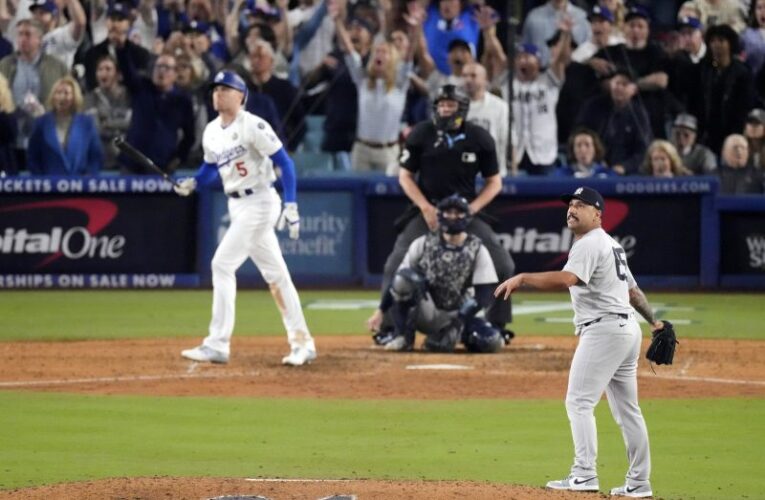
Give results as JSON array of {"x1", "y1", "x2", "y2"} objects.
[{"x1": 416, "y1": 232, "x2": 482, "y2": 311}]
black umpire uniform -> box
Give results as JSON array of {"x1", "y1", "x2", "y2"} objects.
[{"x1": 382, "y1": 85, "x2": 515, "y2": 329}]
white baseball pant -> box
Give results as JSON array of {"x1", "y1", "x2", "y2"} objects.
[
  {"x1": 566, "y1": 314, "x2": 651, "y2": 486},
  {"x1": 201, "y1": 187, "x2": 314, "y2": 355}
]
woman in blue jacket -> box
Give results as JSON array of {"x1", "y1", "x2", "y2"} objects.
[{"x1": 27, "y1": 76, "x2": 103, "y2": 175}]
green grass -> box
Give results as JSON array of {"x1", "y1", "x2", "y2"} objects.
[
  {"x1": 1, "y1": 290, "x2": 764, "y2": 341},
  {"x1": 1, "y1": 392, "x2": 762, "y2": 500}
]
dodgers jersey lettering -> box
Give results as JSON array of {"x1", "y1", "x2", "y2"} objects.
[
  {"x1": 563, "y1": 227, "x2": 636, "y2": 326},
  {"x1": 203, "y1": 109, "x2": 282, "y2": 193}
]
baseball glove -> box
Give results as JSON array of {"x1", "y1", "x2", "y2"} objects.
[{"x1": 646, "y1": 320, "x2": 678, "y2": 365}]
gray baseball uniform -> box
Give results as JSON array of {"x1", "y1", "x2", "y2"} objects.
[{"x1": 562, "y1": 227, "x2": 651, "y2": 487}]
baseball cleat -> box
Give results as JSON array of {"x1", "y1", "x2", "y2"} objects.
[
  {"x1": 181, "y1": 345, "x2": 229, "y2": 364},
  {"x1": 282, "y1": 346, "x2": 317, "y2": 366},
  {"x1": 610, "y1": 483, "x2": 653, "y2": 497},
  {"x1": 383, "y1": 335, "x2": 413, "y2": 352},
  {"x1": 546, "y1": 474, "x2": 600, "y2": 492}
]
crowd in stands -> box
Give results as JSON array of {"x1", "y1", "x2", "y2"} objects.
[{"x1": 0, "y1": 0, "x2": 763, "y2": 194}]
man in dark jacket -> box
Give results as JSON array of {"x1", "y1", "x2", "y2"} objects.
[{"x1": 117, "y1": 49, "x2": 195, "y2": 173}]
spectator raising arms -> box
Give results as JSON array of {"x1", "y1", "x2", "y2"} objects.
[
  {"x1": 27, "y1": 76, "x2": 103, "y2": 175},
  {"x1": 332, "y1": 0, "x2": 415, "y2": 175},
  {"x1": 640, "y1": 139, "x2": 692, "y2": 177}
]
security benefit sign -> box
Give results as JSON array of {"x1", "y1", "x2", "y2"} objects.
[
  {"x1": 211, "y1": 191, "x2": 353, "y2": 280},
  {"x1": 720, "y1": 213, "x2": 765, "y2": 274},
  {"x1": 0, "y1": 195, "x2": 196, "y2": 285}
]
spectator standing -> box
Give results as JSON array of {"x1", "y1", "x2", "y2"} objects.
[
  {"x1": 640, "y1": 139, "x2": 692, "y2": 177},
  {"x1": 422, "y1": 0, "x2": 479, "y2": 76},
  {"x1": 0, "y1": 73, "x2": 17, "y2": 175},
  {"x1": 719, "y1": 133, "x2": 764, "y2": 193},
  {"x1": 670, "y1": 16, "x2": 706, "y2": 111},
  {"x1": 287, "y1": 0, "x2": 334, "y2": 85},
  {"x1": 0, "y1": 18, "x2": 68, "y2": 164},
  {"x1": 741, "y1": 0, "x2": 765, "y2": 76},
  {"x1": 576, "y1": 68, "x2": 652, "y2": 175},
  {"x1": 90, "y1": 0, "x2": 157, "y2": 51},
  {"x1": 512, "y1": 21, "x2": 572, "y2": 176},
  {"x1": 554, "y1": 127, "x2": 615, "y2": 178},
  {"x1": 521, "y1": 0, "x2": 590, "y2": 67},
  {"x1": 27, "y1": 76, "x2": 103, "y2": 175},
  {"x1": 424, "y1": 37, "x2": 472, "y2": 101},
  {"x1": 80, "y1": 2, "x2": 152, "y2": 91},
  {"x1": 697, "y1": 23, "x2": 756, "y2": 153},
  {"x1": 591, "y1": 5, "x2": 676, "y2": 139},
  {"x1": 83, "y1": 54, "x2": 131, "y2": 170},
  {"x1": 571, "y1": 5, "x2": 623, "y2": 63},
  {"x1": 670, "y1": 113, "x2": 717, "y2": 174},
  {"x1": 463, "y1": 61, "x2": 509, "y2": 177},
  {"x1": 117, "y1": 50, "x2": 195, "y2": 173},
  {"x1": 744, "y1": 108, "x2": 765, "y2": 170},
  {"x1": 28, "y1": 0, "x2": 86, "y2": 68},
  {"x1": 248, "y1": 39, "x2": 305, "y2": 152},
  {"x1": 332, "y1": 0, "x2": 416, "y2": 174}
]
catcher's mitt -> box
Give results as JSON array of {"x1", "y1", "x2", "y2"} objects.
[{"x1": 646, "y1": 320, "x2": 678, "y2": 365}]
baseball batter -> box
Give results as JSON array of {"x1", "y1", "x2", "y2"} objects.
[
  {"x1": 495, "y1": 187, "x2": 664, "y2": 498},
  {"x1": 174, "y1": 70, "x2": 316, "y2": 367}
]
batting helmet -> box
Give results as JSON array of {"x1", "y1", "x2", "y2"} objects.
[
  {"x1": 437, "y1": 193, "x2": 472, "y2": 235},
  {"x1": 462, "y1": 318, "x2": 504, "y2": 353},
  {"x1": 210, "y1": 70, "x2": 249, "y2": 105},
  {"x1": 432, "y1": 84, "x2": 469, "y2": 131}
]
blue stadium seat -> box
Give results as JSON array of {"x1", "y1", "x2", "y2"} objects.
[
  {"x1": 301, "y1": 115, "x2": 326, "y2": 153},
  {"x1": 292, "y1": 151, "x2": 334, "y2": 176}
]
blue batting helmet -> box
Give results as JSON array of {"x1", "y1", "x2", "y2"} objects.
[{"x1": 210, "y1": 70, "x2": 249, "y2": 105}]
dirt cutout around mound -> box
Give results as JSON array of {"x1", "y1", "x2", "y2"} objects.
[
  {"x1": 0, "y1": 476, "x2": 613, "y2": 500},
  {"x1": 1, "y1": 335, "x2": 764, "y2": 399}
]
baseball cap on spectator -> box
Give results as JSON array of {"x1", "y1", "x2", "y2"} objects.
[
  {"x1": 516, "y1": 43, "x2": 541, "y2": 60},
  {"x1": 348, "y1": 16, "x2": 377, "y2": 35},
  {"x1": 588, "y1": 5, "x2": 614, "y2": 23},
  {"x1": 183, "y1": 20, "x2": 210, "y2": 34},
  {"x1": 107, "y1": 2, "x2": 131, "y2": 19},
  {"x1": 673, "y1": 113, "x2": 698, "y2": 132},
  {"x1": 561, "y1": 186, "x2": 605, "y2": 212},
  {"x1": 625, "y1": 5, "x2": 651, "y2": 23},
  {"x1": 608, "y1": 66, "x2": 636, "y2": 82},
  {"x1": 677, "y1": 16, "x2": 703, "y2": 31},
  {"x1": 705, "y1": 23, "x2": 741, "y2": 54},
  {"x1": 28, "y1": 0, "x2": 57, "y2": 14},
  {"x1": 746, "y1": 108, "x2": 765, "y2": 125},
  {"x1": 448, "y1": 38, "x2": 472, "y2": 53}
]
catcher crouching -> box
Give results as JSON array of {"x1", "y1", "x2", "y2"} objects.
[{"x1": 366, "y1": 194, "x2": 507, "y2": 353}]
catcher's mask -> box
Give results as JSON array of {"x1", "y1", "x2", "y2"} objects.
[
  {"x1": 432, "y1": 84, "x2": 469, "y2": 131},
  {"x1": 437, "y1": 194, "x2": 472, "y2": 235}
]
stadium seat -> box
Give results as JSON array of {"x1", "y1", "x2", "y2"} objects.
[
  {"x1": 292, "y1": 151, "x2": 334, "y2": 176},
  {"x1": 301, "y1": 115, "x2": 326, "y2": 153}
]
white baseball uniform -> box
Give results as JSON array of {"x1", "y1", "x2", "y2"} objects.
[
  {"x1": 511, "y1": 69, "x2": 562, "y2": 166},
  {"x1": 562, "y1": 227, "x2": 651, "y2": 488},
  {"x1": 200, "y1": 109, "x2": 314, "y2": 356}
]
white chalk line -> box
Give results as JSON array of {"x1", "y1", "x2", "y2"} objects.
[
  {"x1": 0, "y1": 370, "x2": 260, "y2": 388},
  {"x1": 245, "y1": 478, "x2": 356, "y2": 483},
  {"x1": 641, "y1": 373, "x2": 765, "y2": 386}
]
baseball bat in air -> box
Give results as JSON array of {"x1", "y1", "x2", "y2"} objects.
[{"x1": 112, "y1": 136, "x2": 181, "y2": 188}]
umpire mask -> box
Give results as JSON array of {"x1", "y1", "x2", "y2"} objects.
[
  {"x1": 432, "y1": 84, "x2": 470, "y2": 132},
  {"x1": 437, "y1": 194, "x2": 472, "y2": 235}
]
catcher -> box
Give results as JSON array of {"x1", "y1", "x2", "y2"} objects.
[{"x1": 366, "y1": 194, "x2": 506, "y2": 353}]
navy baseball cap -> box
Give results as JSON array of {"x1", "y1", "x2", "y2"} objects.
[
  {"x1": 29, "y1": 0, "x2": 57, "y2": 14},
  {"x1": 561, "y1": 187, "x2": 605, "y2": 212},
  {"x1": 588, "y1": 5, "x2": 614, "y2": 23},
  {"x1": 625, "y1": 5, "x2": 651, "y2": 23},
  {"x1": 516, "y1": 43, "x2": 541, "y2": 59},
  {"x1": 677, "y1": 16, "x2": 703, "y2": 31},
  {"x1": 183, "y1": 20, "x2": 210, "y2": 34},
  {"x1": 107, "y1": 1, "x2": 131, "y2": 19}
]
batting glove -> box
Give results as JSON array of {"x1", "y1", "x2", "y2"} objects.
[
  {"x1": 173, "y1": 177, "x2": 196, "y2": 197},
  {"x1": 277, "y1": 202, "x2": 300, "y2": 239}
]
